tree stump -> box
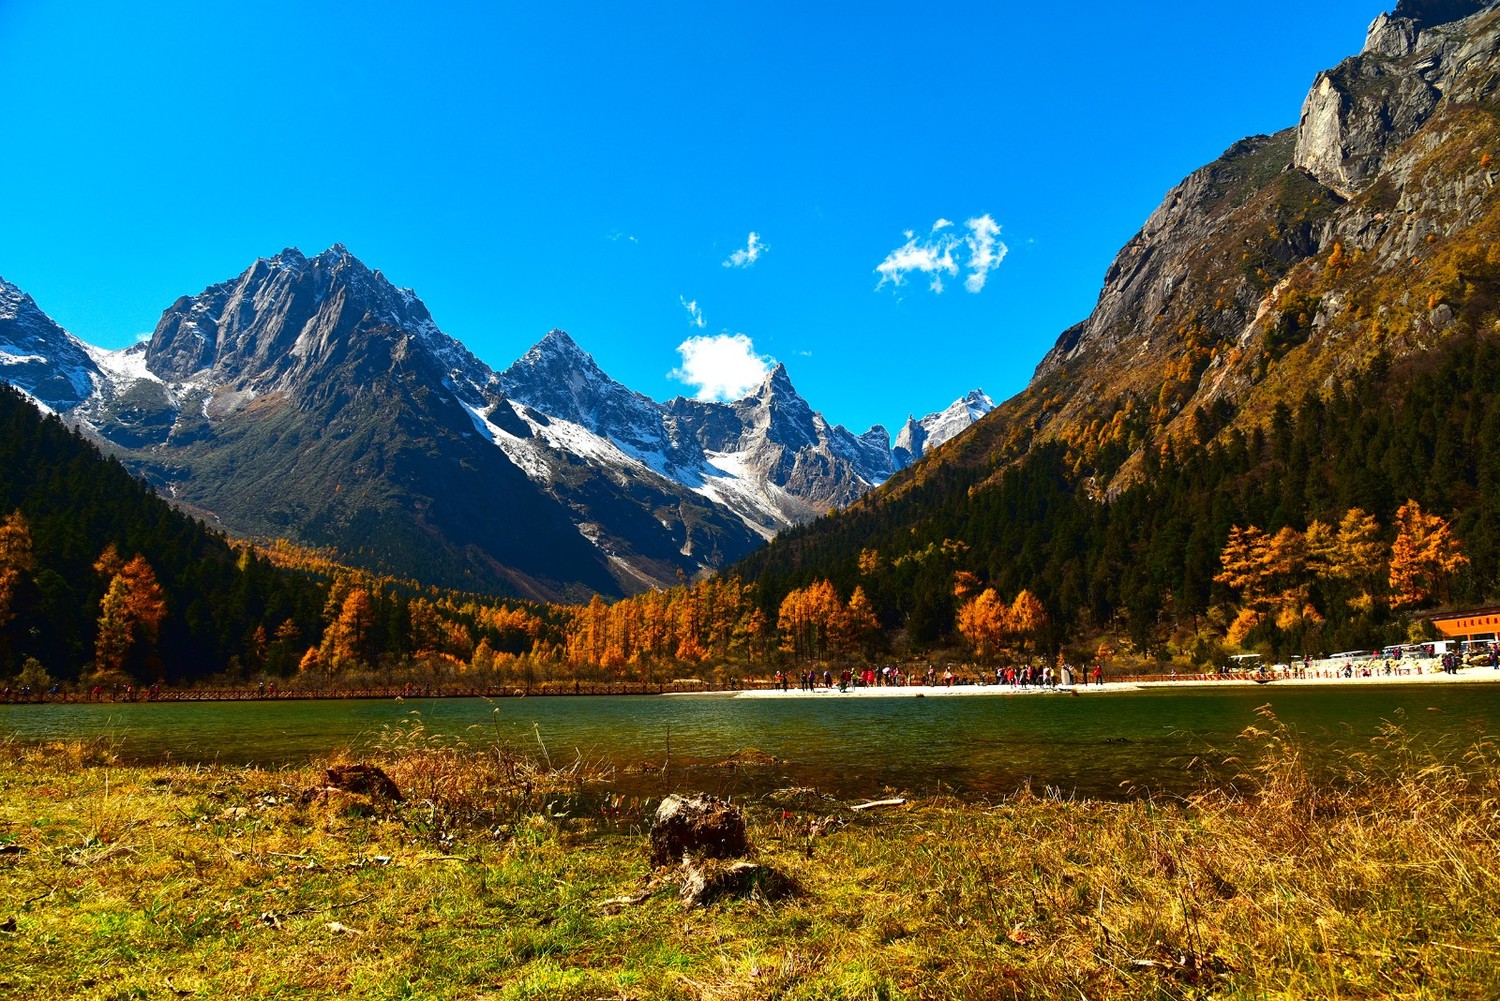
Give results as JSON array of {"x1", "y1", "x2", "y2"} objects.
[
  {"x1": 323, "y1": 763, "x2": 403, "y2": 801},
  {"x1": 298, "y1": 762, "x2": 403, "y2": 807},
  {"x1": 679, "y1": 858, "x2": 799, "y2": 908},
  {"x1": 649, "y1": 794, "x2": 749, "y2": 867}
]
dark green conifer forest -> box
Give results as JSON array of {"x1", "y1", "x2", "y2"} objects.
[
  {"x1": 738, "y1": 333, "x2": 1500, "y2": 659},
  {"x1": 0, "y1": 384, "x2": 327, "y2": 681}
]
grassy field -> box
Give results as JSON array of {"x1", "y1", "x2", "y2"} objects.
[{"x1": 2, "y1": 711, "x2": 1498, "y2": 1000}]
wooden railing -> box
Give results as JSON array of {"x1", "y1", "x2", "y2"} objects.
[{"x1": 1, "y1": 678, "x2": 773, "y2": 704}]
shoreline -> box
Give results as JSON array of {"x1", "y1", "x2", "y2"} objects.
[
  {"x1": 727, "y1": 666, "x2": 1500, "y2": 698},
  {"x1": 4, "y1": 665, "x2": 1498, "y2": 707}
]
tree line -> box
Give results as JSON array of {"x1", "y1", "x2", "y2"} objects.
[
  {"x1": 6, "y1": 331, "x2": 1500, "y2": 688},
  {"x1": 736, "y1": 332, "x2": 1500, "y2": 663}
]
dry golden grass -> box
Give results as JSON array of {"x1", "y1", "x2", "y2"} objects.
[{"x1": 1, "y1": 711, "x2": 1498, "y2": 999}]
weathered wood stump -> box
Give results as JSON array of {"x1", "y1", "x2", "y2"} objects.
[
  {"x1": 679, "y1": 858, "x2": 799, "y2": 908},
  {"x1": 323, "y1": 763, "x2": 403, "y2": 801},
  {"x1": 298, "y1": 762, "x2": 404, "y2": 811},
  {"x1": 649, "y1": 793, "x2": 749, "y2": 868}
]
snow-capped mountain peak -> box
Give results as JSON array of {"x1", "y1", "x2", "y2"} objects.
[
  {"x1": 893, "y1": 388, "x2": 995, "y2": 468},
  {"x1": 142, "y1": 244, "x2": 488, "y2": 399},
  {"x1": 499, "y1": 329, "x2": 673, "y2": 461},
  {"x1": 1, "y1": 256, "x2": 994, "y2": 597},
  {"x1": 0, "y1": 275, "x2": 100, "y2": 412}
]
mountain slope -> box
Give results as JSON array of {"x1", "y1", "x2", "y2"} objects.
[
  {"x1": 867, "y1": 0, "x2": 1500, "y2": 500},
  {"x1": 0, "y1": 277, "x2": 100, "y2": 412},
  {"x1": 736, "y1": 0, "x2": 1500, "y2": 643},
  {"x1": 0, "y1": 382, "x2": 327, "y2": 681}
]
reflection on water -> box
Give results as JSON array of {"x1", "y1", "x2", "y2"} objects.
[{"x1": 2, "y1": 685, "x2": 1497, "y2": 800}]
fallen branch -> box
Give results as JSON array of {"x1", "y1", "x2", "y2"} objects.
[
  {"x1": 599, "y1": 889, "x2": 653, "y2": 913},
  {"x1": 280, "y1": 892, "x2": 376, "y2": 918},
  {"x1": 851, "y1": 798, "x2": 906, "y2": 812}
]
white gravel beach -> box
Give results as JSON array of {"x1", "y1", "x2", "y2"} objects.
[{"x1": 727, "y1": 665, "x2": 1500, "y2": 698}]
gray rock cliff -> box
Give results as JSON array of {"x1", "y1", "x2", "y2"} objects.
[{"x1": 1295, "y1": 2, "x2": 1498, "y2": 197}]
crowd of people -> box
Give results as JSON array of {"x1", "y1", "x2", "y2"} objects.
[{"x1": 771, "y1": 662, "x2": 1107, "y2": 692}]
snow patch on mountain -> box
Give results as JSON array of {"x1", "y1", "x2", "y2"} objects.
[
  {"x1": 494, "y1": 329, "x2": 992, "y2": 537},
  {"x1": 461, "y1": 400, "x2": 550, "y2": 480},
  {"x1": 692, "y1": 451, "x2": 798, "y2": 541},
  {"x1": 465, "y1": 397, "x2": 681, "y2": 502},
  {"x1": 86, "y1": 343, "x2": 163, "y2": 388}
]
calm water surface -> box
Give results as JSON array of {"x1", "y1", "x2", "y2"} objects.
[{"x1": 3, "y1": 685, "x2": 1497, "y2": 800}]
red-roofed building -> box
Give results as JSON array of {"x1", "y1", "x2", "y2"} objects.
[{"x1": 1428, "y1": 607, "x2": 1500, "y2": 643}]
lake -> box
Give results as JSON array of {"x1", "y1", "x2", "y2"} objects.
[{"x1": 3, "y1": 684, "x2": 1497, "y2": 800}]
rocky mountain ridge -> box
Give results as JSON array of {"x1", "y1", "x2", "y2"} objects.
[
  {"x1": 0, "y1": 277, "x2": 97, "y2": 412},
  {"x1": 735, "y1": 0, "x2": 1500, "y2": 653},
  {"x1": 0, "y1": 250, "x2": 988, "y2": 598},
  {"x1": 914, "y1": 0, "x2": 1500, "y2": 499}
]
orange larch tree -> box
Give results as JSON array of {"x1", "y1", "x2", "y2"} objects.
[
  {"x1": 1389, "y1": 500, "x2": 1468, "y2": 608},
  {"x1": 777, "y1": 580, "x2": 845, "y2": 664},
  {"x1": 1009, "y1": 590, "x2": 1049, "y2": 653},
  {"x1": 1306, "y1": 508, "x2": 1387, "y2": 611},
  {"x1": 320, "y1": 588, "x2": 375, "y2": 672},
  {"x1": 956, "y1": 588, "x2": 1009, "y2": 660},
  {"x1": 837, "y1": 585, "x2": 881, "y2": 660},
  {"x1": 1215, "y1": 525, "x2": 1276, "y2": 610},
  {"x1": 94, "y1": 555, "x2": 167, "y2": 679},
  {"x1": 0, "y1": 510, "x2": 33, "y2": 630}
]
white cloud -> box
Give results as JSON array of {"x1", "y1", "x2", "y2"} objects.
[
  {"x1": 875, "y1": 228, "x2": 958, "y2": 291},
  {"x1": 606, "y1": 231, "x2": 639, "y2": 243},
  {"x1": 964, "y1": 214, "x2": 1007, "y2": 293},
  {"x1": 875, "y1": 214, "x2": 1008, "y2": 295},
  {"x1": 670, "y1": 333, "x2": 774, "y2": 401},
  {"x1": 723, "y1": 231, "x2": 767, "y2": 268},
  {"x1": 679, "y1": 296, "x2": 706, "y2": 329}
]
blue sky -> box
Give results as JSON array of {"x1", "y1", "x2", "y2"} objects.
[{"x1": 0, "y1": 1, "x2": 1389, "y2": 434}]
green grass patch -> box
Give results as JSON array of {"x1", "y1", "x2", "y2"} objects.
[{"x1": 2, "y1": 719, "x2": 1500, "y2": 998}]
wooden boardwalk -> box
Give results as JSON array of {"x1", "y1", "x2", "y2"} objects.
[{"x1": 4, "y1": 679, "x2": 771, "y2": 704}]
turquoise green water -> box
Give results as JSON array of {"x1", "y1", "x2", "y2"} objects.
[{"x1": 3, "y1": 684, "x2": 1497, "y2": 800}]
